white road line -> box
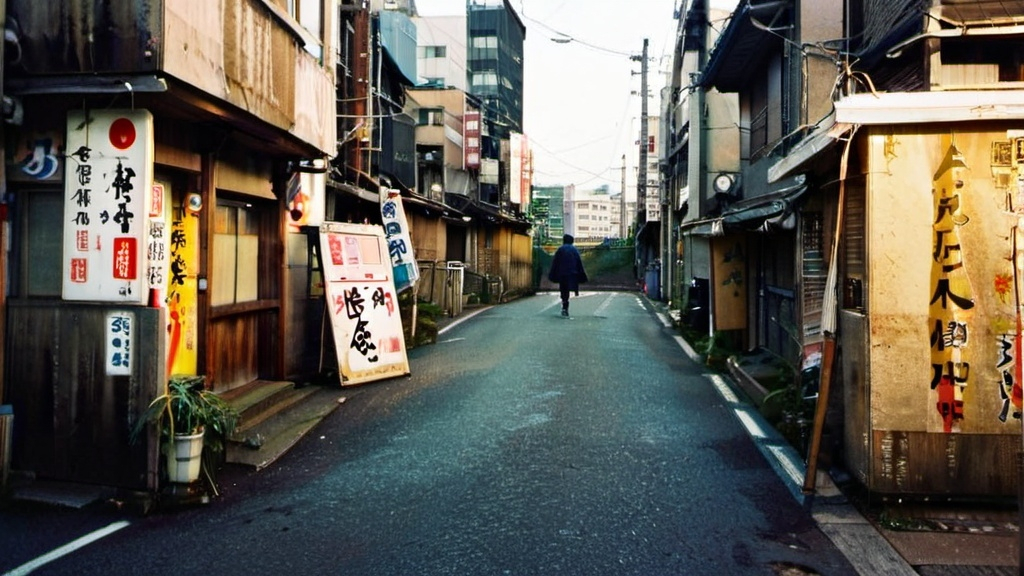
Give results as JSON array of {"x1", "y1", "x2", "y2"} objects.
[
  {"x1": 735, "y1": 410, "x2": 768, "y2": 439},
  {"x1": 438, "y1": 306, "x2": 490, "y2": 336},
  {"x1": 707, "y1": 374, "x2": 740, "y2": 404},
  {"x1": 672, "y1": 336, "x2": 808, "y2": 504},
  {"x1": 540, "y1": 297, "x2": 562, "y2": 314},
  {"x1": 4, "y1": 520, "x2": 130, "y2": 576},
  {"x1": 767, "y1": 444, "x2": 806, "y2": 489},
  {"x1": 594, "y1": 293, "x2": 616, "y2": 316}
]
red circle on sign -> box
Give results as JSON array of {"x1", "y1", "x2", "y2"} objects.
[{"x1": 109, "y1": 118, "x2": 137, "y2": 150}]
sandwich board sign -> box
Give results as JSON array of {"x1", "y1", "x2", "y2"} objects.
[{"x1": 319, "y1": 222, "x2": 410, "y2": 385}]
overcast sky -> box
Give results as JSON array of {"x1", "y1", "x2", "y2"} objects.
[{"x1": 414, "y1": 0, "x2": 740, "y2": 197}]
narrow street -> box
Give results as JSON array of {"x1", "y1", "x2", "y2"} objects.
[{"x1": 1, "y1": 292, "x2": 858, "y2": 576}]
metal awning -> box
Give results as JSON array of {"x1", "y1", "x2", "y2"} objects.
[
  {"x1": 679, "y1": 216, "x2": 722, "y2": 237},
  {"x1": 681, "y1": 174, "x2": 807, "y2": 237},
  {"x1": 836, "y1": 90, "x2": 1024, "y2": 124},
  {"x1": 401, "y1": 191, "x2": 466, "y2": 220},
  {"x1": 330, "y1": 180, "x2": 380, "y2": 204},
  {"x1": 702, "y1": 1, "x2": 792, "y2": 92},
  {"x1": 768, "y1": 116, "x2": 856, "y2": 183}
]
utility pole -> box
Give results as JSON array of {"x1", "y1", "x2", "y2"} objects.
[
  {"x1": 620, "y1": 154, "x2": 627, "y2": 238},
  {"x1": 631, "y1": 38, "x2": 649, "y2": 284},
  {"x1": 633, "y1": 38, "x2": 649, "y2": 223}
]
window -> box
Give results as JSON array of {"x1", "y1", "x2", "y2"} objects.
[
  {"x1": 472, "y1": 36, "x2": 497, "y2": 49},
  {"x1": 418, "y1": 108, "x2": 444, "y2": 126},
  {"x1": 418, "y1": 45, "x2": 447, "y2": 58},
  {"x1": 843, "y1": 182, "x2": 866, "y2": 310},
  {"x1": 471, "y1": 35, "x2": 498, "y2": 59},
  {"x1": 212, "y1": 199, "x2": 260, "y2": 306},
  {"x1": 471, "y1": 71, "x2": 498, "y2": 94},
  {"x1": 942, "y1": 37, "x2": 1024, "y2": 83},
  {"x1": 11, "y1": 189, "x2": 63, "y2": 297},
  {"x1": 293, "y1": 0, "x2": 323, "y2": 60}
]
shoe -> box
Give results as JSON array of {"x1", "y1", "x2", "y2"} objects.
[{"x1": 561, "y1": 309, "x2": 569, "y2": 317}]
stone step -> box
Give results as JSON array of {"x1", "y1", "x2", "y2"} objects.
[
  {"x1": 223, "y1": 382, "x2": 346, "y2": 471},
  {"x1": 220, "y1": 380, "x2": 295, "y2": 433}
]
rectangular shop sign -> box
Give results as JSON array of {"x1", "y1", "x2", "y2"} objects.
[
  {"x1": 105, "y1": 311, "x2": 134, "y2": 376},
  {"x1": 319, "y1": 222, "x2": 410, "y2": 386},
  {"x1": 62, "y1": 109, "x2": 154, "y2": 303}
]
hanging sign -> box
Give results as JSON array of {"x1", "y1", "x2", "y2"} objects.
[
  {"x1": 320, "y1": 222, "x2": 410, "y2": 386},
  {"x1": 381, "y1": 189, "x2": 419, "y2": 292},
  {"x1": 62, "y1": 109, "x2": 154, "y2": 302}
]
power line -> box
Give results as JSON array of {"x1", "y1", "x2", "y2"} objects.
[{"x1": 522, "y1": 13, "x2": 638, "y2": 57}]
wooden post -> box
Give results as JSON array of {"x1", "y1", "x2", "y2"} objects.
[{"x1": 803, "y1": 130, "x2": 855, "y2": 494}]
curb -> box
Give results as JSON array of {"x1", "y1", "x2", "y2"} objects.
[{"x1": 643, "y1": 295, "x2": 917, "y2": 576}]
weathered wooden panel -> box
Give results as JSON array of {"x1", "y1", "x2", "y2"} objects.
[
  {"x1": 4, "y1": 303, "x2": 163, "y2": 490},
  {"x1": 711, "y1": 236, "x2": 747, "y2": 331},
  {"x1": 870, "y1": 430, "x2": 1019, "y2": 496},
  {"x1": 222, "y1": 0, "x2": 293, "y2": 133},
  {"x1": 9, "y1": 0, "x2": 334, "y2": 154},
  {"x1": 208, "y1": 308, "x2": 279, "y2": 392},
  {"x1": 161, "y1": 0, "x2": 226, "y2": 97},
  {"x1": 154, "y1": 118, "x2": 202, "y2": 172},
  {"x1": 7, "y1": 0, "x2": 161, "y2": 73},
  {"x1": 866, "y1": 127, "x2": 1021, "y2": 435},
  {"x1": 294, "y1": 46, "x2": 338, "y2": 153},
  {"x1": 215, "y1": 148, "x2": 275, "y2": 199}
]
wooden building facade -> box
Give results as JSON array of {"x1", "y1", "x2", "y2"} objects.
[{"x1": 1, "y1": 0, "x2": 335, "y2": 490}]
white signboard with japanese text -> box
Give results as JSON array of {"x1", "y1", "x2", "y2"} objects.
[
  {"x1": 105, "y1": 310, "x2": 134, "y2": 376},
  {"x1": 147, "y1": 182, "x2": 169, "y2": 304},
  {"x1": 381, "y1": 190, "x2": 419, "y2": 293},
  {"x1": 63, "y1": 109, "x2": 154, "y2": 303},
  {"x1": 320, "y1": 222, "x2": 410, "y2": 386},
  {"x1": 646, "y1": 196, "x2": 661, "y2": 222}
]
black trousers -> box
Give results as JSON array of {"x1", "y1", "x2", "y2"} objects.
[{"x1": 559, "y1": 283, "x2": 571, "y2": 310}]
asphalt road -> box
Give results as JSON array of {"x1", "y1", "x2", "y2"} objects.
[{"x1": 1, "y1": 291, "x2": 858, "y2": 576}]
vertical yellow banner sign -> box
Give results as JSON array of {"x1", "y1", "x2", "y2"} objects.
[{"x1": 167, "y1": 195, "x2": 200, "y2": 376}]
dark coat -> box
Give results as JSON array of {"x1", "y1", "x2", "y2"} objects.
[{"x1": 548, "y1": 242, "x2": 588, "y2": 293}]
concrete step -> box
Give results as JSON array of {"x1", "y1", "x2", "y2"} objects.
[{"x1": 222, "y1": 381, "x2": 346, "y2": 471}]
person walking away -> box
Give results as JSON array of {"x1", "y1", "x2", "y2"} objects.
[{"x1": 548, "y1": 234, "x2": 588, "y2": 317}]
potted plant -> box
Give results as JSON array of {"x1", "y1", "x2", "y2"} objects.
[{"x1": 131, "y1": 374, "x2": 239, "y2": 490}]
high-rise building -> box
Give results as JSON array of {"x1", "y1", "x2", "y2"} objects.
[{"x1": 467, "y1": 0, "x2": 524, "y2": 137}]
